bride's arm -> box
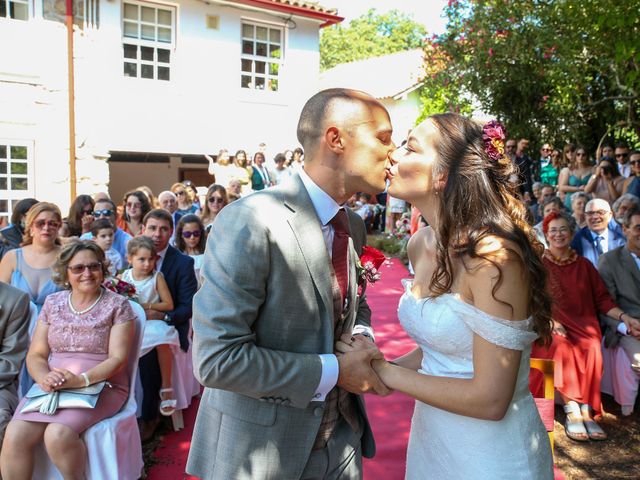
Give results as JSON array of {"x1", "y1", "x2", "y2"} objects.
[
  {"x1": 390, "y1": 348, "x2": 422, "y2": 370},
  {"x1": 375, "y1": 249, "x2": 528, "y2": 421}
]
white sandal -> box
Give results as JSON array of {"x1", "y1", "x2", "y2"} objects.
[{"x1": 159, "y1": 388, "x2": 177, "y2": 417}]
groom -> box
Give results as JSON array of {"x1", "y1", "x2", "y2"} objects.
[{"x1": 187, "y1": 88, "x2": 395, "y2": 480}]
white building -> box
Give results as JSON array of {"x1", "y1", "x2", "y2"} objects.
[{"x1": 0, "y1": 0, "x2": 341, "y2": 219}]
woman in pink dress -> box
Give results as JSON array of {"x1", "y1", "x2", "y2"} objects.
[{"x1": 1, "y1": 240, "x2": 135, "y2": 479}]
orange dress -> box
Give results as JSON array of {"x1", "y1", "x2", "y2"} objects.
[{"x1": 531, "y1": 250, "x2": 617, "y2": 414}]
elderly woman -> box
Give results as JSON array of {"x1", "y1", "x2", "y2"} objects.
[
  {"x1": 532, "y1": 211, "x2": 640, "y2": 442},
  {"x1": 116, "y1": 190, "x2": 151, "y2": 236},
  {"x1": 0, "y1": 202, "x2": 63, "y2": 312},
  {"x1": 570, "y1": 192, "x2": 589, "y2": 229},
  {"x1": 533, "y1": 196, "x2": 564, "y2": 247},
  {"x1": 200, "y1": 184, "x2": 228, "y2": 230},
  {"x1": 0, "y1": 241, "x2": 135, "y2": 479},
  {"x1": 0, "y1": 198, "x2": 38, "y2": 260}
]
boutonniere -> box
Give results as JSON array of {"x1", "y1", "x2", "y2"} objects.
[
  {"x1": 102, "y1": 277, "x2": 138, "y2": 301},
  {"x1": 356, "y1": 246, "x2": 386, "y2": 293}
]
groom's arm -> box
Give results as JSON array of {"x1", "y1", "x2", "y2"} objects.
[{"x1": 192, "y1": 202, "x2": 324, "y2": 409}]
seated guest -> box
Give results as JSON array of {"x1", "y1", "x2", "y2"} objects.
[
  {"x1": 611, "y1": 193, "x2": 640, "y2": 225},
  {"x1": 175, "y1": 214, "x2": 207, "y2": 286},
  {"x1": 182, "y1": 180, "x2": 201, "y2": 211},
  {"x1": 272, "y1": 153, "x2": 292, "y2": 186},
  {"x1": 250, "y1": 152, "x2": 273, "y2": 191},
  {"x1": 0, "y1": 198, "x2": 38, "y2": 261},
  {"x1": 80, "y1": 199, "x2": 132, "y2": 261},
  {"x1": 158, "y1": 190, "x2": 183, "y2": 232},
  {"x1": 226, "y1": 180, "x2": 242, "y2": 202},
  {"x1": 598, "y1": 205, "x2": 640, "y2": 414},
  {"x1": 60, "y1": 195, "x2": 95, "y2": 238},
  {"x1": 0, "y1": 283, "x2": 30, "y2": 451},
  {"x1": 117, "y1": 190, "x2": 151, "y2": 236},
  {"x1": 0, "y1": 202, "x2": 63, "y2": 312},
  {"x1": 200, "y1": 184, "x2": 228, "y2": 231},
  {"x1": 533, "y1": 197, "x2": 564, "y2": 247},
  {"x1": 584, "y1": 157, "x2": 624, "y2": 204},
  {"x1": 532, "y1": 212, "x2": 640, "y2": 441},
  {"x1": 570, "y1": 192, "x2": 589, "y2": 229},
  {"x1": 135, "y1": 185, "x2": 159, "y2": 210},
  {"x1": 90, "y1": 219, "x2": 123, "y2": 276},
  {"x1": 171, "y1": 183, "x2": 199, "y2": 216},
  {"x1": 138, "y1": 210, "x2": 197, "y2": 441},
  {"x1": 622, "y1": 150, "x2": 640, "y2": 196},
  {"x1": 0, "y1": 241, "x2": 135, "y2": 479},
  {"x1": 571, "y1": 198, "x2": 626, "y2": 268}
]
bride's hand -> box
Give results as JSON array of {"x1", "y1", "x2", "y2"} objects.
[{"x1": 335, "y1": 333, "x2": 379, "y2": 355}]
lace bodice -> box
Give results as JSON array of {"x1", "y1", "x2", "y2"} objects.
[{"x1": 40, "y1": 289, "x2": 136, "y2": 354}]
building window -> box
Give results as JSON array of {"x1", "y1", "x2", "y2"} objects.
[
  {"x1": 241, "y1": 22, "x2": 282, "y2": 92},
  {"x1": 0, "y1": 142, "x2": 32, "y2": 224},
  {"x1": 0, "y1": 0, "x2": 29, "y2": 20},
  {"x1": 122, "y1": 1, "x2": 174, "y2": 81}
]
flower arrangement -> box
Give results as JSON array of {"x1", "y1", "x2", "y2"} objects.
[{"x1": 102, "y1": 277, "x2": 138, "y2": 301}]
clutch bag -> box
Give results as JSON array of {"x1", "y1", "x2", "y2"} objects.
[{"x1": 21, "y1": 381, "x2": 108, "y2": 415}]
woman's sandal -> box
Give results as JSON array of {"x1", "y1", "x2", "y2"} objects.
[
  {"x1": 580, "y1": 404, "x2": 607, "y2": 441},
  {"x1": 159, "y1": 388, "x2": 177, "y2": 417},
  {"x1": 563, "y1": 401, "x2": 589, "y2": 442}
]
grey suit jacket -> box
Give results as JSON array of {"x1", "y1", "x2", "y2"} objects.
[
  {"x1": 0, "y1": 282, "x2": 31, "y2": 442},
  {"x1": 187, "y1": 174, "x2": 374, "y2": 480},
  {"x1": 598, "y1": 246, "x2": 640, "y2": 347}
]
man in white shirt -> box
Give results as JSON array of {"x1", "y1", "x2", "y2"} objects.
[{"x1": 188, "y1": 88, "x2": 394, "y2": 480}]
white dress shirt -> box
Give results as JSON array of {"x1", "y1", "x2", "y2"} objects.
[
  {"x1": 299, "y1": 168, "x2": 374, "y2": 401},
  {"x1": 155, "y1": 245, "x2": 169, "y2": 271}
]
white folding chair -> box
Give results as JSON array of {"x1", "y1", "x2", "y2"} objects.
[{"x1": 33, "y1": 300, "x2": 146, "y2": 480}]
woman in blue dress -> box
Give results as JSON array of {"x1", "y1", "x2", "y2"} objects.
[
  {"x1": 0, "y1": 202, "x2": 63, "y2": 313},
  {"x1": 558, "y1": 146, "x2": 593, "y2": 211}
]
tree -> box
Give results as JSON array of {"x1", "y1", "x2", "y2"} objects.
[
  {"x1": 423, "y1": 0, "x2": 640, "y2": 152},
  {"x1": 320, "y1": 9, "x2": 427, "y2": 71}
]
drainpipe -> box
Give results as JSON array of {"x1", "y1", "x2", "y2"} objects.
[{"x1": 66, "y1": 0, "x2": 77, "y2": 201}]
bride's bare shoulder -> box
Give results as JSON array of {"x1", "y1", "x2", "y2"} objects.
[{"x1": 408, "y1": 227, "x2": 436, "y2": 263}]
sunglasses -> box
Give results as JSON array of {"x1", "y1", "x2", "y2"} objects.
[
  {"x1": 182, "y1": 230, "x2": 202, "y2": 239},
  {"x1": 630, "y1": 160, "x2": 640, "y2": 166},
  {"x1": 208, "y1": 197, "x2": 224, "y2": 204},
  {"x1": 93, "y1": 209, "x2": 113, "y2": 217},
  {"x1": 126, "y1": 202, "x2": 141, "y2": 209},
  {"x1": 616, "y1": 153, "x2": 628, "y2": 158},
  {"x1": 67, "y1": 262, "x2": 102, "y2": 274},
  {"x1": 542, "y1": 148, "x2": 551, "y2": 151},
  {"x1": 34, "y1": 219, "x2": 61, "y2": 230},
  {"x1": 175, "y1": 190, "x2": 186, "y2": 196}
]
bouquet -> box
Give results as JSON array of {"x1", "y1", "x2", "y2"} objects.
[{"x1": 102, "y1": 277, "x2": 138, "y2": 301}]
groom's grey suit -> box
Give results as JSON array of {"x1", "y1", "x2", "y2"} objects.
[{"x1": 187, "y1": 173, "x2": 375, "y2": 480}]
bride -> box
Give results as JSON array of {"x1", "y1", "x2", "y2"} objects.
[{"x1": 340, "y1": 114, "x2": 554, "y2": 478}]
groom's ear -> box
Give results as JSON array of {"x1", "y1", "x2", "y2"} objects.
[{"x1": 324, "y1": 126, "x2": 344, "y2": 154}]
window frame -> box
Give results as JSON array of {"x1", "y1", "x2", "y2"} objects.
[
  {"x1": 0, "y1": 0, "x2": 31, "y2": 21},
  {"x1": 121, "y1": 0, "x2": 176, "y2": 82},
  {"x1": 240, "y1": 20, "x2": 284, "y2": 93},
  {"x1": 0, "y1": 140, "x2": 34, "y2": 224}
]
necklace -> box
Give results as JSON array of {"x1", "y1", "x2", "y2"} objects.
[{"x1": 68, "y1": 288, "x2": 104, "y2": 315}]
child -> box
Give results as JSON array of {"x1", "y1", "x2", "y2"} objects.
[
  {"x1": 91, "y1": 218, "x2": 123, "y2": 276},
  {"x1": 119, "y1": 236, "x2": 180, "y2": 416}
]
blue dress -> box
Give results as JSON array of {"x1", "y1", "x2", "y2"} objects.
[
  {"x1": 564, "y1": 172, "x2": 592, "y2": 211},
  {"x1": 10, "y1": 248, "x2": 62, "y2": 313}
]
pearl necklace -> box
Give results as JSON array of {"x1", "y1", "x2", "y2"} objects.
[{"x1": 68, "y1": 289, "x2": 104, "y2": 315}]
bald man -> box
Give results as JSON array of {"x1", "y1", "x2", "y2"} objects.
[{"x1": 187, "y1": 89, "x2": 395, "y2": 480}]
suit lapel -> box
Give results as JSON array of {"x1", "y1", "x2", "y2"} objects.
[
  {"x1": 622, "y1": 247, "x2": 640, "y2": 285},
  {"x1": 284, "y1": 175, "x2": 334, "y2": 315}
]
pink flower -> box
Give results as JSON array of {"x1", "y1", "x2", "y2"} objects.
[
  {"x1": 488, "y1": 48, "x2": 494, "y2": 57},
  {"x1": 482, "y1": 120, "x2": 507, "y2": 162}
]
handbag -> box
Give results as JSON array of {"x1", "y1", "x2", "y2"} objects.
[{"x1": 21, "y1": 381, "x2": 108, "y2": 415}]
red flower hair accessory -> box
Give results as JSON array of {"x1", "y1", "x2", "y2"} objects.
[{"x1": 482, "y1": 120, "x2": 507, "y2": 162}]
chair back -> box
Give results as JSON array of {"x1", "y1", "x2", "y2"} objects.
[{"x1": 530, "y1": 358, "x2": 555, "y2": 454}]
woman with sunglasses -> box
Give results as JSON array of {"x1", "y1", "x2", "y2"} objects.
[
  {"x1": 200, "y1": 184, "x2": 228, "y2": 231},
  {"x1": 175, "y1": 214, "x2": 207, "y2": 286},
  {"x1": 558, "y1": 146, "x2": 594, "y2": 211},
  {"x1": 60, "y1": 195, "x2": 95, "y2": 238},
  {"x1": 1, "y1": 240, "x2": 135, "y2": 479},
  {"x1": 0, "y1": 202, "x2": 63, "y2": 312},
  {"x1": 116, "y1": 190, "x2": 151, "y2": 237},
  {"x1": 171, "y1": 183, "x2": 199, "y2": 216}
]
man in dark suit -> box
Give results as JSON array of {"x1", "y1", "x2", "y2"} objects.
[
  {"x1": 139, "y1": 209, "x2": 198, "y2": 440},
  {"x1": 571, "y1": 198, "x2": 626, "y2": 268}
]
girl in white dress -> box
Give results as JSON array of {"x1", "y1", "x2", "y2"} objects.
[
  {"x1": 175, "y1": 214, "x2": 207, "y2": 288},
  {"x1": 339, "y1": 114, "x2": 554, "y2": 479},
  {"x1": 120, "y1": 236, "x2": 180, "y2": 416}
]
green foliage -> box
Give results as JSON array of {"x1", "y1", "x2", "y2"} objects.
[
  {"x1": 367, "y1": 234, "x2": 408, "y2": 260},
  {"x1": 320, "y1": 9, "x2": 427, "y2": 71},
  {"x1": 424, "y1": 0, "x2": 640, "y2": 151}
]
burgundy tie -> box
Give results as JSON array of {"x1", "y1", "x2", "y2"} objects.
[{"x1": 329, "y1": 209, "x2": 350, "y2": 303}]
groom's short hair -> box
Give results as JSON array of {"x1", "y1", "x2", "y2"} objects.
[{"x1": 296, "y1": 88, "x2": 380, "y2": 155}]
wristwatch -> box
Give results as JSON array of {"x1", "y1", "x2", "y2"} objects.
[{"x1": 163, "y1": 313, "x2": 171, "y2": 323}]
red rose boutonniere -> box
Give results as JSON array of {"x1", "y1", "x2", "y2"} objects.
[{"x1": 356, "y1": 246, "x2": 386, "y2": 293}]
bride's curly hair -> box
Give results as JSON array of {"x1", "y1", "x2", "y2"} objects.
[{"x1": 428, "y1": 113, "x2": 552, "y2": 346}]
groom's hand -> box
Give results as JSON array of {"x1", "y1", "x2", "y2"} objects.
[{"x1": 336, "y1": 340, "x2": 390, "y2": 396}]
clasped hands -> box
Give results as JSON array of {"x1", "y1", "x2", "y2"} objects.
[
  {"x1": 39, "y1": 368, "x2": 82, "y2": 393},
  {"x1": 334, "y1": 333, "x2": 391, "y2": 397}
]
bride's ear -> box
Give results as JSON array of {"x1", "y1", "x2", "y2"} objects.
[{"x1": 433, "y1": 171, "x2": 447, "y2": 194}]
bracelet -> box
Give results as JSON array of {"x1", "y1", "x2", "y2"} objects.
[{"x1": 80, "y1": 372, "x2": 90, "y2": 387}]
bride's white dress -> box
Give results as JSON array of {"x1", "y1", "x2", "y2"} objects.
[{"x1": 399, "y1": 281, "x2": 553, "y2": 479}]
